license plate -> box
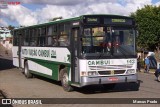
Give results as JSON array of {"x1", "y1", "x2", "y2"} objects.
[{"x1": 108, "y1": 77, "x2": 118, "y2": 81}]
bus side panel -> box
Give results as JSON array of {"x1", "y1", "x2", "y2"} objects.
[
  {"x1": 12, "y1": 46, "x2": 19, "y2": 67},
  {"x1": 28, "y1": 59, "x2": 59, "y2": 80},
  {"x1": 49, "y1": 62, "x2": 59, "y2": 80},
  {"x1": 21, "y1": 47, "x2": 71, "y2": 81}
]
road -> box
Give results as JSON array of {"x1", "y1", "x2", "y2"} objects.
[{"x1": 0, "y1": 58, "x2": 160, "y2": 107}]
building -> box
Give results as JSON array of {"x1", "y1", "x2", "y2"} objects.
[
  {"x1": 0, "y1": 26, "x2": 12, "y2": 53},
  {"x1": 0, "y1": 26, "x2": 12, "y2": 41}
]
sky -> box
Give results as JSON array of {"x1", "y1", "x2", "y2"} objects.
[{"x1": 0, "y1": 0, "x2": 160, "y2": 27}]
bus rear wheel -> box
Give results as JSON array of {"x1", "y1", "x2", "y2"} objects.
[
  {"x1": 24, "y1": 61, "x2": 33, "y2": 78},
  {"x1": 60, "y1": 69, "x2": 73, "y2": 92}
]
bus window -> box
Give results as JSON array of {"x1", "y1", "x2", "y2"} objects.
[
  {"x1": 58, "y1": 24, "x2": 69, "y2": 46},
  {"x1": 47, "y1": 25, "x2": 58, "y2": 35},
  {"x1": 24, "y1": 30, "x2": 29, "y2": 46},
  {"x1": 47, "y1": 36, "x2": 57, "y2": 46},
  {"x1": 47, "y1": 36, "x2": 52, "y2": 46},
  {"x1": 37, "y1": 27, "x2": 46, "y2": 46},
  {"x1": 13, "y1": 31, "x2": 17, "y2": 46},
  {"x1": 83, "y1": 28, "x2": 91, "y2": 46},
  {"x1": 47, "y1": 25, "x2": 58, "y2": 46},
  {"x1": 48, "y1": 26, "x2": 53, "y2": 36},
  {"x1": 30, "y1": 29, "x2": 37, "y2": 46},
  {"x1": 92, "y1": 27, "x2": 105, "y2": 46},
  {"x1": 21, "y1": 30, "x2": 25, "y2": 46},
  {"x1": 58, "y1": 35, "x2": 69, "y2": 46},
  {"x1": 53, "y1": 37, "x2": 58, "y2": 46}
]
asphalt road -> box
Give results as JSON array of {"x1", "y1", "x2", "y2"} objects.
[{"x1": 0, "y1": 58, "x2": 160, "y2": 107}]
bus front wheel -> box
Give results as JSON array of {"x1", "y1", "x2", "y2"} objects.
[
  {"x1": 24, "y1": 61, "x2": 33, "y2": 78},
  {"x1": 60, "y1": 69, "x2": 73, "y2": 92}
]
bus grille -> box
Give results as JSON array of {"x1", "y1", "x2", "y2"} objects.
[
  {"x1": 98, "y1": 70, "x2": 125, "y2": 75},
  {"x1": 98, "y1": 71, "x2": 110, "y2": 75}
]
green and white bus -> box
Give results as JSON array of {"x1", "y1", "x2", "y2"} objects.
[{"x1": 12, "y1": 14, "x2": 138, "y2": 91}]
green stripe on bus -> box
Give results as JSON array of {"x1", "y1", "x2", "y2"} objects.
[
  {"x1": 30, "y1": 70, "x2": 54, "y2": 80},
  {"x1": 26, "y1": 58, "x2": 71, "y2": 81}
]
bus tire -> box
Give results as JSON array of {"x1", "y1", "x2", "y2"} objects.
[
  {"x1": 24, "y1": 61, "x2": 33, "y2": 78},
  {"x1": 132, "y1": 82, "x2": 140, "y2": 91},
  {"x1": 60, "y1": 68, "x2": 73, "y2": 92}
]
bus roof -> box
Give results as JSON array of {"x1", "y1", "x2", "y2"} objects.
[
  {"x1": 82, "y1": 14, "x2": 132, "y2": 18},
  {"x1": 13, "y1": 14, "x2": 133, "y2": 31}
]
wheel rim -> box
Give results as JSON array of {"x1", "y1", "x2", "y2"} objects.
[{"x1": 62, "y1": 73, "x2": 68, "y2": 88}]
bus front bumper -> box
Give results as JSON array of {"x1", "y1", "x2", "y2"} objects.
[{"x1": 80, "y1": 74, "x2": 138, "y2": 87}]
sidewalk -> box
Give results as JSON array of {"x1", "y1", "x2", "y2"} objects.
[{"x1": 138, "y1": 68, "x2": 155, "y2": 74}]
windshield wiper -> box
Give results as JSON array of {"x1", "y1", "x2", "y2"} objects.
[
  {"x1": 119, "y1": 46, "x2": 133, "y2": 55},
  {"x1": 115, "y1": 46, "x2": 128, "y2": 58},
  {"x1": 98, "y1": 53, "x2": 103, "y2": 59},
  {"x1": 116, "y1": 46, "x2": 134, "y2": 58},
  {"x1": 97, "y1": 48, "x2": 111, "y2": 59}
]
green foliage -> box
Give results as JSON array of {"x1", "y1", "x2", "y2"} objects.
[
  {"x1": 131, "y1": 5, "x2": 160, "y2": 51},
  {"x1": 139, "y1": 59, "x2": 144, "y2": 68},
  {"x1": 8, "y1": 25, "x2": 15, "y2": 30}
]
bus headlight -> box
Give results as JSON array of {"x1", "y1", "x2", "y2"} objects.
[
  {"x1": 80, "y1": 71, "x2": 97, "y2": 76},
  {"x1": 127, "y1": 69, "x2": 135, "y2": 74},
  {"x1": 88, "y1": 71, "x2": 97, "y2": 76},
  {"x1": 81, "y1": 71, "x2": 88, "y2": 76}
]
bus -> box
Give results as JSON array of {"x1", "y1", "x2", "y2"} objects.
[{"x1": 12, "y1": 14, "x2": 138, "y2": 91}]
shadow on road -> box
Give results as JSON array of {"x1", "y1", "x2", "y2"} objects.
[
  {"x1": 34, "y1": 75, "x2": 62, "y2": 86},
  {"x1": 0, "y1": 58, "x2": 14, "y2": 71},
  {"x1": 33, "y1": 74, "x2": 142, "y2": 94},
  {"x1": 74, "y1": 80, "x2": 141, "y2": 94},
  {"x1": 0, "y1": 90, "x2": 13, "y2": 107},
  {"x1": 0, "y1": 90, "x2": 7, "y2": 99}
]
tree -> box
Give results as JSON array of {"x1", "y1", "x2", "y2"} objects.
[
  {"x1": 131, "y1": 5, "x2": 160, "y2": 51},
  {"x1": 8, "y1": 25, "x2": 15, "y2": 30}
]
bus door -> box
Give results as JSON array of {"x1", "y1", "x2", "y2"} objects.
[
  {"x1": 18, "y1": 33, "x2": 22, "y2": 68},
  {"x1": 71, "y1": 28, "x2": 80, "y2": 83}
]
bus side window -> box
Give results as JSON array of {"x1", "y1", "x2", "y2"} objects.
[
  {"x1": 32, "y1": 28, "x2": 37, "y2": 46},
  {"x1": 13, "y1": 31, "x2": 18, "y2": 46},
  {"x1": 47, "y1": 36, "x2": 52, "y2": 46},
  {"x1": 47, "y1": 25, "x2": 58, "y2": 46},
  {"x1": 47, "y1": 36, "x2": 57, "y2": 46},
  {"x1": 41, "y1": 27, "x2": 46, "y2": 46},
  {"x1": 30, "y1": 29, "x2": 36, "y2": 46},
  {"x1": 58, "y1": 35, "x2": 69, "y2": 46},
  {"x1": 53, "y1": 37, "x2": 58, "y2": 46},
  {"x1": 37, "y1": 27, "x2": 46, "y2": 46},
  {"x1": 24, "y1": 29, "x2": 29, "y2": 46},
  {"x1": 58, "y1": 24, "x2": 70, "y2": 46}
]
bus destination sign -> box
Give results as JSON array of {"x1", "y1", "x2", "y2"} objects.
[
  {"x1": 104, "y1": 18, "x2": 133, "y2": 25},
  {"x1": 111, "y1": 19, "x2": 126, "y2": 23},
  {"x1": 85, "y1": 17, "x2": 100, "y2": 24}
]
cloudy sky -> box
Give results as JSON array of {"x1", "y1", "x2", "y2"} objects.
[{"x1": 0, "y1": 0, "x2": 160, "y2": 27}]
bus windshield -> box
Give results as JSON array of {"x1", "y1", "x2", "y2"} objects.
[
  {"x1": 112, "y1": 27, "x2": 136, "y2": 56},
  {"x1": 81, "y1": 26, "x2": 136, "y2": 57}
]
